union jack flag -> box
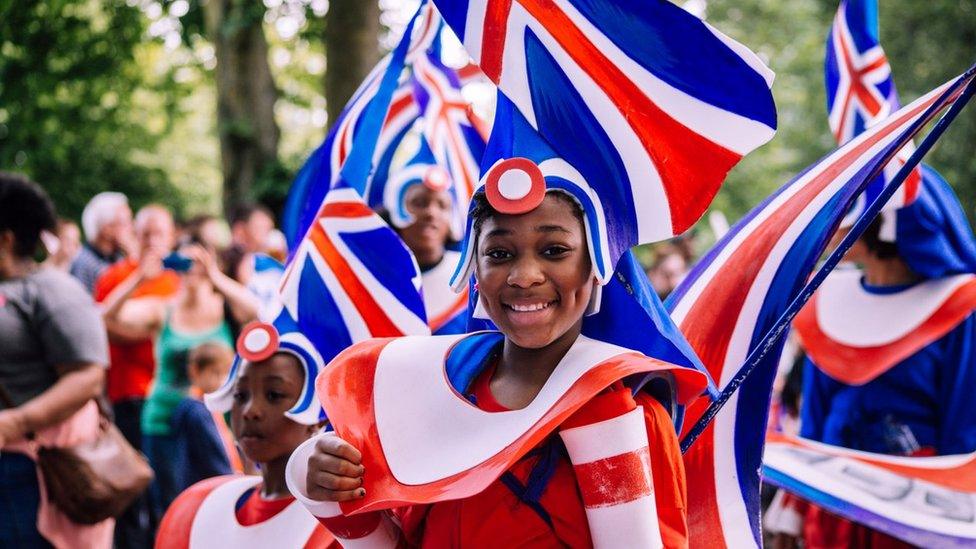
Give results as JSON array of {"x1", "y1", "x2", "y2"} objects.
[
  {"x1": 280, "y1": 186, "x2": 430, "y2": 364},
  {"x1": 282, "y1": 2, "x2": 444, "y2": 251},
  {"x1": 826, "y1": 0, "x2": 921, "y2": 224},
  {"x1": 411, "y1": 49, "x2": 488, "y2": 234},
  {"x1": 764, "y1": 433, "x2": 976, "y2": 546},
  {"x1": 433, "y1": 0, "x2": 777, "y2": 269},
  {"x1": 280, "y1": 4, "x2": 433, "y2": 369},
  {"x1": 670, "y1": 71, "x2": 976, "y2": 548}
]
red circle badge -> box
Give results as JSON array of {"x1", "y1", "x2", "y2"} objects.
[
  {"x1": 237, "y1": 321, "x2": 280, "y2": 363},
  {"x1": 484, "y1": 157, "x2": 546, "y2": 215}
]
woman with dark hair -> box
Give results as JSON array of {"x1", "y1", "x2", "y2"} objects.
[{"x1": 0, "y1": 172, "x2": 113, "y2": 547}]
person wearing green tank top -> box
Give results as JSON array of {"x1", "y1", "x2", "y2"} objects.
[{"x1": 137, "y1": 241, "x2": 258, "y2": 526}]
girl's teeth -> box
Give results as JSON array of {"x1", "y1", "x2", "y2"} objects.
[{"x1": 512, "y1": 302, "x2": 548, "y2": 312}]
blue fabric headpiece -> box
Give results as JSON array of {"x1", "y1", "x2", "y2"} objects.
[{"x1": 895, "y1": 165, "x2": 976, "y2": 278}]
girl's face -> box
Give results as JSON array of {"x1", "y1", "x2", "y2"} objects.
[
  {"x1": 475, "y1": 194, "x2": 595, "y2": 349},
  {"x1": 398, "y1": 185, "x2": 452, "y2": 268},
  {"x1": 231, "y1": 353, "x2": 315, "y2": 464}
]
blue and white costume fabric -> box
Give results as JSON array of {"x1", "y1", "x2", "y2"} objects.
[
  {"x1": 797, "y1": 0, "x2": 976, "y2": 459},
  {"x1": 421, "y1": 250, "x2": 468, "y2": 335},
  {"x1": 796, "y1": 168, "x2": 976, "y2": 458}
]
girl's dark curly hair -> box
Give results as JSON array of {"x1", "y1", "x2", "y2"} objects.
[{"x1": 860, "y1": 215, "x2": 900, "y2": 260}]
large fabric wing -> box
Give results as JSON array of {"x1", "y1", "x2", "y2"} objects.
[
  {"x1": 281, "y1": 3, "x2": 445, "y2": 251},
  {"x1": 279, "y1": 5, "x2": 433, "y2": 367},
  {"x1": 826, "y1": 0, "x2": 921, "y2": 226},
  {"x1": 764, "y1": 433, "x2": 976, "y2": 546},
  {"x1": 668, "y1": 72, "x2": 976, "y2": 548},
  {"x1": 280, "y1": 187, "x2": 430, "y2": 365},
  {"x1": 411, "y1": 49, "x2": 489, "y2": 234}
]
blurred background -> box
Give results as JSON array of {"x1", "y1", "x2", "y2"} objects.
[{"x1": 1, "y1": 0, "x2": 973, "y2": 236}]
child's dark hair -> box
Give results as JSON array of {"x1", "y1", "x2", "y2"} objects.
[
  {"x1": 0, "y1": 172, "x2": 57, "y2": 258},
  {"x1": 860, "y1": 215, "x2": 900, "y2": 260},
  {"x1": 469, "y1": 190, "x2": 584, "y2": 233}
]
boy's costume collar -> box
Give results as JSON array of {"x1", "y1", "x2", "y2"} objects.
[{"x1": 794, "y1": 268, "x2": 976, "y2": 384}]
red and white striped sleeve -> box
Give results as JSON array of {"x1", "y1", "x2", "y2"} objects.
[{"x1": 559, "y1": 388, "x2": 682, "y2": 549}]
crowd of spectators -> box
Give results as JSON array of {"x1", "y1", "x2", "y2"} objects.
[{"x1": 0, "y1": 172, "x2": 288, "y2": 548}]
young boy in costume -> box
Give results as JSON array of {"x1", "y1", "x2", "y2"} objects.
[{"x1": 156, "y1": 318, "x2": 337, "y2": 548}]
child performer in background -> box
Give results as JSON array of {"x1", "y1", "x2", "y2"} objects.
[{"x1": 156, "y1": 318, "x2": 336, "y2": 548}]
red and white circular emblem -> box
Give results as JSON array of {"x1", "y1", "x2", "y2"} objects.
[
  {"x1": 237, "y1": 321, "x2": 280, "y2": 363},
  {"x1": 423, "y1": 166, "x2": 451, "y2": 192},
  {"x1": 484, "y1": 157, "x2": 546, "y2": 215}
]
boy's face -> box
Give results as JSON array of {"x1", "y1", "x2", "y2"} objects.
[{"x1": 230, "y1": 353, "x2": 315, "y2": 465}]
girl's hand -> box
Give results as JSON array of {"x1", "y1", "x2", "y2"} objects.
[{"x1": 306, "y1": 435, "x2": 366, "y2": 502}]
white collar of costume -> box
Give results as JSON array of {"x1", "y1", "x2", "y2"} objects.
[
  {"x1": 794, "y1": 269, "x2": 976, "y2": 384},
  {"x1": 185, "y1": 476, "x2": 321, "y2": 548},
  {"x1": 311, "y1": 332, "x2": 706, "y2": 514},
  {"x1": 421, "y1": 250, "x2": 467, "y2": 326}
]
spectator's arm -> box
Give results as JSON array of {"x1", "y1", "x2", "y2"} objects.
[
  {"x1": 100, "y1": 255, "x2": 166, "y2": 342},
  {"x1": 0, "y1": 285, "x2": 112, "y2": 446},
  {"x1": 187, "y1": 245, "x2": 258, "y2": 324},
  {"x1": 0, "y1": 364, "x2": 104, "y2": 446}
]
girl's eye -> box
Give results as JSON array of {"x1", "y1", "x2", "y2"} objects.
[
  {"x1": 232, "y1": 391, "x2": 248, "y2": 403},
  {"x1": 266, "y1": 391, "x2": 287, "y2": 402},
  {"x1": 543, "y1": 246, "x2": 571, "y2": 257},
  {"x1": 485, "y1": 248, "x2": 512, "y2": 261}
]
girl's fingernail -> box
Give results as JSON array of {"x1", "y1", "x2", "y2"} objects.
[{"x1": 359, "y1": 488, "x2": 366, "y2": 498}]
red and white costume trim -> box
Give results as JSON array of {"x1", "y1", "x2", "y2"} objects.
[
  {"x1": 156, "y1": 475, "x2": 334, "y2": 549},
  {"x1": 419, "y1": 250, "x2": 468, "y2": 333},
  {"x1": 286, "y1": 332, "x2": 706, "y2": 547},
  {"x1": 794, "y1": 269, "x2": 976, "y2": 384}
]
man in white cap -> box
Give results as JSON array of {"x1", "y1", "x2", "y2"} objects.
[{"x1": 70, "y1": 191, "x2": 135, "y2": 293}]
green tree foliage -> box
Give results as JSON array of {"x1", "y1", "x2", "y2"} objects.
[
  {"x1": 0, "y1": 0, "x2": 188, "y2": 220},
  {"x1": 879, "y1": 0, "x2": 976, "y2": 215},
  {"x1": 705, "y1": 0, "x2": 976, "y2": 225}
]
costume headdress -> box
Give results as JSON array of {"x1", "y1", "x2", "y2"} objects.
[
  {"x1": 825, "y1": 0, "x2": 976, "y2": 277},
  {"x1": 444, "y1": 0, "x2": 778, "y2": 308},
  {"x1": 205, "y1": 310, "x2": 326, "y2": 425},
  {"x1": 381, "y1": 137, "x2": 458, "y2": 234}
]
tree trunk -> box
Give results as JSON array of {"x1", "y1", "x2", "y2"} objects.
[
  {"x1": 324, "y1": 0, "x2": 382, "y2": 128},
  {"x1": 204, "y1": 0, "x2": 280, "y2": 216}
]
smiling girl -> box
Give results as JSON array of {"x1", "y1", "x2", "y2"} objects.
[
  {"x1": 289, "y1": 186, "x2": 708, "y2": 547},
  {"x1": 284, "y1": 1, "x2": 776, "y2": 546}
]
